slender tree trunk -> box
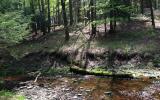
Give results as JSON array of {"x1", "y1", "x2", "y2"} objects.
[
  {"x1": 90, "y1": 0, "x2": 96, "y2": 38},
  {"x1": 83, "y1": 0, "x2": 87, "y2": 25},
  {"x1": 23, "y1": 0, "x2": 26, "y2": 15},
  {"x1": 47, "y1": 0, "x2": 51, "y2": 33},
  {"x1": 113, "y1": 10, "x2": 116, "y2": 31},
  {"x1": 38, "y1": 0, "x2": 42, "y2": 13},
  {"x1": 104, "y1": 14, "x2": 107, "y2": 34},
  {"x1": 57, "y1": 0, "x2": 61, "y2": 25},
  {"x1": 149, "y1": 0, "x2": 155, "y2": 29},
  {"x1": 109, "y1": 0, "x2": 116, "y2": 34},
  {"x1": 30, "y1": 0, "x2": 37, "y2": 35},
  {"x1": 30, "y1": 0, "x2": 35, "y2": 14},
  {"x1": 77, "y1": 0, "x2": 81, "y2": 22},
  {"x1": 61, "y1": 0, "x2": 69, "y2": 41},
  {"x1": 69, "y1": 0, "x2": 73, "y2": 25},
  {"x1": 109, "y1": 10, "x2": 114, "y2": 33},
  {"x1": 41, "y1": 0, "x2": 46, "y2": 34},
  {"x1": 140, "y1": 0, "x2": 144, "y2": 14}
]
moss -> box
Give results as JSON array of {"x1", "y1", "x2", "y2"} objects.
[
  {"x1": 43, "y1": 67, "x2": 70, "y2": 76},
  {"x1": 70, "y1": 67, "x2": 113, "y2": 76},
  {"x1": 90, "y1": 67, "x2": 112, "y2": 75}
]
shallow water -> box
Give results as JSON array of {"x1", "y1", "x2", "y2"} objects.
[
  {"x1": 37, "y1": 76, "x2": 160, "y2": 100},
  {"x1": 1, "y1": 75, "x2": 160, "y2": 100}
]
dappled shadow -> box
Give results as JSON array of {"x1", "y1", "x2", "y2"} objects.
[
  {"x1": 8, "y1": 30, "x2": 80, "y2": 58},
  {"x1": 94, "y1": 20, "x2": 160, "y2": 53}
]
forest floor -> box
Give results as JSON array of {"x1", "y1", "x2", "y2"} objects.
[
  {"x1": 0, "y1": 13, "x2": 160, "y2": 100},
  {"x1": 0, "y1": 15, "x2": 160, "y2": 100},
  {"x1": 4, "y1": 16, "x2": 160, "y2": 78}
]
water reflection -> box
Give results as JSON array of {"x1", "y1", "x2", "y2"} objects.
[{"x1": 37, "y1": 76, "x2": 160, "y2": 100}]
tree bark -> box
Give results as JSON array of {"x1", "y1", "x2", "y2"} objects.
[
  {"x1": 41, "y1": 0, "x2": 46, "y2": 34},
  {"x1": 90, "y1": 0, "x2": 96, "y2": 38},
  {"x1": 140, "y1": 0, "x2": 144, "y2": 14},
  {"x1": 61, "y1": 0, "x2": 70, "y2": 41},
  {"x1": 69, "y1": 0, "x2": 73, "y2": 25},
  {"x1": 149, "y1": 0, "x2": 155, "y2": 29},
  {"x1": 47, "y1": 0, "x2": 51, "y2": 33}
]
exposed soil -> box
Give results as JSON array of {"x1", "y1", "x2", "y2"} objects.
[{"x1": 1, "y1": 47, "x2": 160, "y2": 78}]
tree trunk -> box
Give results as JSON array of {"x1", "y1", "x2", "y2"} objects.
[
  {"x1": 77, "y1": 0, "x2": 81, "y2": 22},
  {"x1": 109, "y1": 10, "x2": 115, "y2": 33},
  {"x1": 104, "y1": 14, "x2": 107, "y2": 34},
  {"x1": 61, "y1": 0, "x2": 70, "y2": 41},
  {"x1": 40, "y1": 0, "x2": 46, "y2": 34},
  {"x1": 30, "y1": 0, "x2": 35, "y2": 14},
  {"x1": 23, "y1": 0, "x2": 26, "y2": 15},
  {"x1": 90, "y1": 0, "x2": 96, "y2": 38},
  {"x1": 140, "y1": 0, "x2": 144, "y2": 14},
  {"x1": 149, "y1": 0, "x2": 155, "y2": 29},
  {"x1": 47, "y1": 0, "x2": 51, "y2": 33},
  {"x1": 57, "y1": 0, "x2": 61, "y2": 25},
  {"x1": 69, "y1": 0, "x2": 73, "y2": 25}
]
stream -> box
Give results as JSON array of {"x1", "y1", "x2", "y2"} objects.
[{"x1": 1, "y1": 75, "x2": 160, "y2": 100}]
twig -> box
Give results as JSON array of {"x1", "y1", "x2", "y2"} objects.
[{"x1": 34, "y1": 71, "x2": 41, "y2": 83}]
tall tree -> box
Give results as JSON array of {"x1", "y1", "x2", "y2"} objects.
[
  {"x1": 56, "y1": 0, "x2": 61, "y2": 25},
  {"x1": 140, "y1": 0, "x2": 144, "y2": 14},
  {"x1": 109, "y1": 0, "x2": 116, "y2": 33},
  {"x1": 61, "y1": 0, "x2": 70, "y2": 41},
  {"x1": 90, "y1": 0, "x2": 96, "y2": 38},
  {"x1": 69, "y1": 0, "x2": 73, "y2": 25},
  {"x1": 41, "y1": 0, "x2": 46, "y2": 34},
  {"x1": 47, "y1": 0, "x2": 51, "y2": 33},
  {"x1": 148, "y1": 0, "x2": 155, "y2": 29}
]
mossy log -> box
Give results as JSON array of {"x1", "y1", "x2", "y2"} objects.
[{"x1": 70, "y1": 67, "x2": 133, "y2": 78}]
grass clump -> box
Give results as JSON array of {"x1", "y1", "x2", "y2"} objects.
[
  {"x1": 44, "y1": 67, "x2": 70, "y2": 76},
  {"x1": 0, "y1": 90, "x2": 26, "y2": 100},
  {"x1": 0, "y1": 67, "x2": 26, "y2": 78}
]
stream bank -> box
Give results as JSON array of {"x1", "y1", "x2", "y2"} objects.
[{"x1": 1, "y1": 48, "x2": 160, "y2": 79}]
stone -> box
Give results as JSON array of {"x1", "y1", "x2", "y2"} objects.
[
  {"x1": 27, "y1": 85, "x2": 33, "y2": 89},
  {"x1": 85, "y1": 89, "x2": 91, "y2": 92},
  {"x1": 77, "y1": 94, "x2": 82, "y2": 96},
  {"x1": 104, "y1": 91, "x2": 112, "y2": 96},
  {"x1": 73, "y1": 96, "x2": 78, "y2": 99},
  {"x1": 79, "y1": 87, "x2": 83, "y2": 89},
  {"x1": 64, "y1": 88, "x2": 70, "y2": 91}
]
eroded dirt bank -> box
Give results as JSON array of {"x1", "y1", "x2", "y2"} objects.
[
  {"x1": 1, "y1": 47, "x2": 160, "y2": 79},
  {"x1": 2, "y1": 48, "x2": 159, "y2": 78}
]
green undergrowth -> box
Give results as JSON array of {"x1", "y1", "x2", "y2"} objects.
[
  {"x1": 0, "y1": 90, "x2": 25, "y2": 100},
  {"x1": 71, "y1": 66, "x2": 113, "y2": 75},
  {"x1": 0, "y1": 66, "x2": 26, "y2": 78},
  {"x1": 0, "y1": 11, "x2": 30, "y2": 45},
  {"x1": 95, "y1": 29, "x2": 158, "y2": 53},
  {"x1": 89, "y1": 67, "x2": 113, "y2": 75},
  {"x1": 42, "y1": 67, "x2": 70, "y2": 76}
]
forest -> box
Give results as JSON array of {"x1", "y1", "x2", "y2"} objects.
[{"x1": 0, "y1": 0, "x2": 160, "y2": 100}]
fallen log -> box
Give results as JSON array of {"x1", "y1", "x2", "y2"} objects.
[{"x1": 70, "y1": 67, "x2": 133, "y2": 78}]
